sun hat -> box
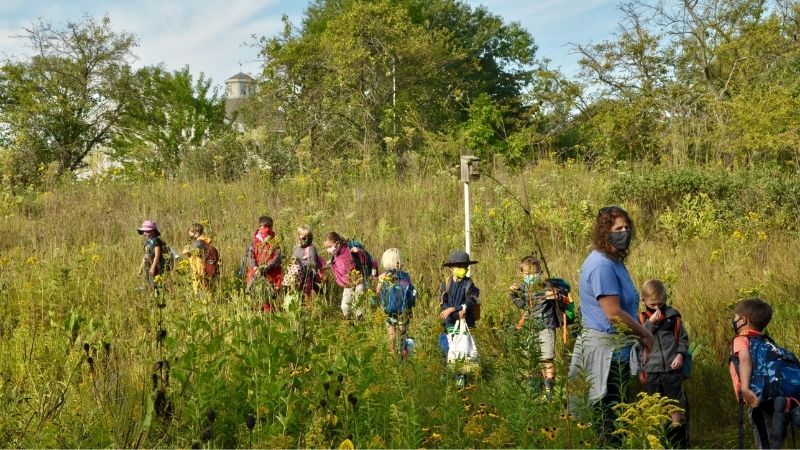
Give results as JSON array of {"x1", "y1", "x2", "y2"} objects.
[
  {"x1": 442, "y1": 250, "x2": 478, "y2": 267},
  {"x1": 137, "y1": 220, "x2": 159, "y2": 235}
]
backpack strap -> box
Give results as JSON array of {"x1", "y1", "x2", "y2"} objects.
[{"x1": 674, "y1": 316, "x2": 681, "y2": 342}]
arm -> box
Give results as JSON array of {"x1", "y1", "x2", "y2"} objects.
[
  {"x1": 150, "y1": 244, "x2": 161, "y2": 276},
  {"x1": 598, "y1": 295, "x2": 654, "y2": 352},
  {"x1": 737, "y1": 343, "x2": 759, "y2": 407}
]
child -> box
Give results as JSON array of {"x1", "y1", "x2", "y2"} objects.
[
  {"x1": 245, "y1": 216, "x2": 283, "y2": 310},
  {"x1": 638, "y1": 279, "x2": 689, "y2": 447},
  {"x1": 376, "y1": 248, "x2": 417, "y2": 356},
  {"x1": 509, "y1": 256, "x2": 559, "y2": 398},
  {"x1": 291, "y1": 226, "x2": 325, "y2": 304},
  {"x1": 182, "y1": 223, "x2": 219, "y2": 294},
  {"x1": 730, "y1": 298, "x2": 800, "y2": 449},
  {"x1": 137, "y1": 220, "x2": 169, "y2": 290},
  {"x1": 323, "y1": 232, "x2": 375, "y2": 319}
]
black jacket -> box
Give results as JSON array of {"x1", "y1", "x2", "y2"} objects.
[{"x1": 641, "y1": 306, "x2": 689, "y2": 374}]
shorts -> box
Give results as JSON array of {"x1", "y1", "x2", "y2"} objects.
[
  {"x1": 539, "y1": 328, "x2": 556, "y2": 361},
  {"x1": 645, "y1": 371, "x2": 684, "y2": 401}
]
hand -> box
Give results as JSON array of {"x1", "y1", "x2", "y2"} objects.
[
  {"x1": 639, "y1": 329, "x2": 655, "y2": 353},
  {"x1": 648, "y1": 309, "x2": 662, "y2": 323},
  {"x1": 509, "y1": 284, "x2": 519, "y2": 291},
  {"x1": 439, "y1": 307, "x2": 456, "y2": 320},
  {"x1": 149, "y1": 268, "x2": 156, "y2": 276},
  {"x1": 670, "y1": 353, "x2": 684, "y2": 370},
  {"x1": 741, "y1": 387, "x2": 760, "y2": 407}
]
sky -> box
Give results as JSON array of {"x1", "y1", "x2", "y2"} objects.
[{"x1": 0, "y1": 0, "x2": 623, "y2": 91}]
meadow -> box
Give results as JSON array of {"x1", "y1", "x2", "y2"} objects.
[{"x1": 1, "y1": 160, "x2": 799, "y2": 448}]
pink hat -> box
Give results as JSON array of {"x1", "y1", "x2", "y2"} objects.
[{"x1": 137, "y1": 220, "x2": 159, "y2": 234}]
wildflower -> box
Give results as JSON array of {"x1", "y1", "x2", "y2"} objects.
[
  {"x1": 540, "y1": 427, "x2": 557, "y2": 440},
  {"x1": 429, "y1": 432, "x2": 442, "y2": 441},
  {"x1": 647, "y1": 433, "x2": 664, "y2": 449},
  {"x1": 758, "y1": 231, "x2": 767, "y2": 241},
  {"x1": 25, "y1": 256, "x2": 38, "y2": 266}
]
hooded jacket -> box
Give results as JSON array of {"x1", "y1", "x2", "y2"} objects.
[{"x1": 640, "y1": 305, "x2": 689, "y2": 374}]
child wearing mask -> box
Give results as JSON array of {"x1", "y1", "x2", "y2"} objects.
[
  {"x1": 439, "y1": 251, "x2": 480, "y2": 343},
  {"x1": 245, "y1": 216, "x2": 283, "y2": 311},
  {"x1": 509, "y1": 255, "x2": 559, "y2": 398},
  {"x1": 291, "y1": 225, "x2": 325, "y2": 304},
  {"x1": 638, "y1": 279, "x2": 689, "y2": 447}
]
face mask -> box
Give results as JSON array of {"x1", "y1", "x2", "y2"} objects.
[
  {"x1": 299, "y1": 237, "x2": 311, "y2": 246},
  {"x1": 523, "y1": 273, "x2": 541, "y2": 284},
  {"x1": 608, "y1": 230, "x2": 632, "y2": 251},
  {"x1": 732, "y1": 318, "x2": 743, "y2": 335},
  {"x1": 326, "y1": 246, "x2": 335, "y2": 255},
  {"x1": 452, "y1": 267, "x2": 467, "y2": 279}
]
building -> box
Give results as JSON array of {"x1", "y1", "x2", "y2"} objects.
[{"x1": 224, "y1": 72, "x2": 256, "y2": 121}]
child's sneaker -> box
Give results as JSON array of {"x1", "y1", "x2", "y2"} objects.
[
  {"x1": 455, "y1": 374, "x2": 466, "y2": 387},
  {"x1": 544, "y1": 379, "x2": 555, "y2": 400}
]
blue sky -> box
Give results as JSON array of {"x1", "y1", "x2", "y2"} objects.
[{"x1": 0, "y1": 0, "x2": 622, "y2": 90}]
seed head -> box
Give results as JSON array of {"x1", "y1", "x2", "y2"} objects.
[
  {"x1": 83, "y1": 343, "x2": 90, "y2": 353},
  {"x1": 323, "y1": 382, "x2": 330, "y2": 391},
  {"x1": 246, "y1": 413, "x2": 256, "y2": 430},
  {"x1": 200, "y1": 427, "x2": 213, "y2": 442},
  {"x1": 206, "y1": 408, "x2": 217, "y2": 423}
]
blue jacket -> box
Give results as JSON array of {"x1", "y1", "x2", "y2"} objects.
[{"x1": 439, "y1": 277, "x2": 479, "y2": 328}]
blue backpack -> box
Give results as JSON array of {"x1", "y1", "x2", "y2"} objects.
[
  {"x1": 379, "y1": 271, "x2": 416, "y2": 315},
  {"x1": 731, "y1": 334, "x2": 800, "y2": 401}
]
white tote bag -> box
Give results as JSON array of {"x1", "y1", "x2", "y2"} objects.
[{"x1": 447, "y1": 320, "x2": 478, "y2": 363}]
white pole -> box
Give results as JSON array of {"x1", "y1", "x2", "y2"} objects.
[{"x1": 464, "y1": 180, "x2": 471, "y2": 275}]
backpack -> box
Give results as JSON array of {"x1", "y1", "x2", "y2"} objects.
[
  {"x1": 731, "y1": 334, "x2": 800, "y2": 401},
  {"x1": 347, "y1": 239, "x2": 375, "y2": 279},
  {"x1": 203, "y1": 241, "x2": 220, "y2": 278},
  {"x1": 151, "y1": 237, "x2": 177, "y2": 272},
  {"x1": 380, "y1": 271, "x2": 417, "y2": 315},
  {"x1": 541, "y1": 277, "x2": 574, "y2": 324}
]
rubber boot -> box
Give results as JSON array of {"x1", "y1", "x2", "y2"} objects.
[{"x1": 544, "y1": 378, "x2": 555, "y2": 400}]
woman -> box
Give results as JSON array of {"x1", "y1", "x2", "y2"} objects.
[{"x1": 567, "y1": 206, "x2": 654, "y2": 443}]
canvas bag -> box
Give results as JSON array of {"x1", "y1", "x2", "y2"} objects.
[{"x1": 447, "y1": 320, "x2": 478, "y2": 363}]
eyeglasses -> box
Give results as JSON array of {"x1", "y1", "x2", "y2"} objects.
[{"x1": 598, "y1": 205, "x2": 621, "y2": 216}]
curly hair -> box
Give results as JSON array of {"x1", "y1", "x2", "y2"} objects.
[{"x1": 592, "y1": 206, "x2": 634, "y2": 261}]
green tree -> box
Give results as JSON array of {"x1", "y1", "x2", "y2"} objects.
[
  {"x1": 0, "y1": 15, "x2": 138, "y2": 183},
  {"x1": 250, "y1": 0, "x2": 539, "y2": 168},
  {"x1": 111, "y1": 66, "x2": 227, "y2": 174}
]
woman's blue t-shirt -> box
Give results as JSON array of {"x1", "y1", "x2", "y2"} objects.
[{"x1": 579, "y1": 250, "x2": 639, "y2": 333}]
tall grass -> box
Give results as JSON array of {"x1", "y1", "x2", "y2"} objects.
[{"x1": 0, "y1": 161, "x2": 798, "y2": 447}]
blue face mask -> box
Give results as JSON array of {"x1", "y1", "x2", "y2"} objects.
[{"x1": 523, "y1": 273, "x2": 542, "y2": 285}]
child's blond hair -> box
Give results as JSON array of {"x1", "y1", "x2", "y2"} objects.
[
  {"x1": 641, "y1": 279, "x2": 667, "y2": 303},
  {"x1": 381, "y1": 248, "x2": 402, "y2": 271}
]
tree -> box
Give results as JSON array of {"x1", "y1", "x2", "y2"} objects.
[
  {"x1": 111, "y1": 66, "x2": 227, "y2": 174},
  {"x1": 250, "y1": 0, "x2": 539, "y2": 168},
  {"x1": 0, "y1": 15, "x2": 138, "y2": 182}
]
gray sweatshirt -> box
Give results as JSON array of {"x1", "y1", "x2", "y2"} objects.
[{"x1": 641, "y1": 306, "x2": 689, "y2": 374}]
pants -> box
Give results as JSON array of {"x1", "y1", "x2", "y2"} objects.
[{"x1": 341, "y1": 283, "x2": 365, "y2": 318}]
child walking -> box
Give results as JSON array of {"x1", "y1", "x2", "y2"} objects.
[
  {"x1": 730, "y1": 298, "x2": 800, "y2": 449},
  {"x1": 137, "y1": 220, "x2": 169, "y2": 290},
  {"x1": 509, "y1": 255, "x2": 559, "y2": 398},
  {"x1": 291, "y1": 226, "x2": 325, "y2": 305},
  {"x1": 376, "y1": 248, "x2": 417, "y2": 356},
  {"x1": 439, "y1": 250, "x2": 480, "y2": 384},
  {"x1": 638, "y1": 279, "x2": 689, "y2": 447},
  {"x1": 323, "y1": 232, "x2": 375, "y2": 319},
  {"x1": 182, "y1": 223, "x2": 219, "y2": 294},
  {"x1": 245, "y1": 216, "x2": 283, "y2": 310}
]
